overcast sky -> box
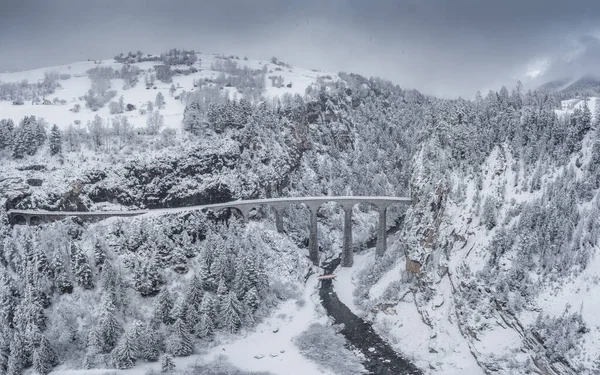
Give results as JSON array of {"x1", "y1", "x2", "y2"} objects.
[{"x1": 1, "y1": 0, "x2": 600, "y2": 98}]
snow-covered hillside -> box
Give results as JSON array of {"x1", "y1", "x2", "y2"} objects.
[
  {"x1": 0, "y1": 52, "x2": 335, "y2": 132},
  {"x1": 555, "y1": 96, "x2": 599, "y2": 118},
  {"x1": 337, "y1": 97, "x2": 600, "y2": 374}
]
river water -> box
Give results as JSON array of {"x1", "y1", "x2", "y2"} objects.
[{"x1": 319, "y1": 257, "x2": 422, "y2": 375}]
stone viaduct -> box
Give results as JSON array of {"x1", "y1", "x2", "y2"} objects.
[{"x1": 7, "y1": 196, "x2": 411, "y2": 267}]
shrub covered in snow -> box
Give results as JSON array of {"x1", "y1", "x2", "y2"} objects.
[
  {"x1": 531, "y1": 309, "x2": 588, "y2": 363},
  {"x1": 294, "y1": 323, "x2": 364, "y2": 375}
]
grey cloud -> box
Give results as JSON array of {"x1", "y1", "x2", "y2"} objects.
[
  {"x1": 1, "y1": 0, "x2": 600, "y2": 97},
  {"x1": 534, "y1": 35, "x2": 600, "y2": 82}
]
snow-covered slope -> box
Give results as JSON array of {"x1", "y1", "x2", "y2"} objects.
[
  {"x1": 346, "y1": 125, "x2": 600, "y2": 373},
  {"x1": 0, "y1": 53, "x2": 335, "y2": 132},
  {"x1": 555, "y1": 96, "x2": 599, "y2": 118}
]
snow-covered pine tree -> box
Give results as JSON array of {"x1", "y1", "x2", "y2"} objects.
[
  {"x1": 15, "y1": 282, "x2": 47, "y2": 334},
  {"x1": 594, "y1": 98, "x2": 600, "y2": 129},
  {"x1": 99, "y1": 260, "x2": 117, "y2": 289},
  {"x1": 4, "y1": 235, "x2": 23, "y2": 275},
  {"x1": 138, "y1": 322, "x2": 161, "y2": 362},
  {"x1": 216, "y1": 277, "x2": 228, "y2": 310},
  {"x1": 19, "y1": 116, "x2": 39, "y2": 156},
  {"x1": 0, "y1": 331, "x2": 9, "y2": 373},
  {"x1": 166, "y1": 318, "x2": 193, "y2": 357},
  {"x1": 244, "y1": 253, "x2": 264, "y2": 292},
  {"x1": 199, "y1": 292, "x2": 217, "y2": 321},
  {"x1": 155, "y1": 289, "x2": 174, "y2": 325},
  {"x1": 97, "y1": 293, "x2": 122, "y2": 353},
  {"x1": 207, "y1": 101, "x2": 227, "y2": 133},
  {"x1": 22, "y1": 322, "x2": 42, "y2": 363},
  {"x1": 100, "y1": 261, "x2": 123, "y2": 308},
  {"x1": 123, "y1": 220, "x2": 143, "y2": 252},
  {"x1": 11, "y1": 124, "x2": 27, "y2": 159},
  {"x1": 84, "y1": 328, "x2": 102, "y2": 368},
  {"x1": 22, "y1": 232, "x2": 36, "y2": 266},
  {"x1": 211, "y1": 253, "x2": 225, "y2": 285},
  {"x1": 243, "y1": 286, "x2": 259, "y2": 313},
  {"x1": 32, "y1": 334, "x2": 57, "y2": 375},
  {"x1": 185, "y1": 305, "x2": 201, "y2": 334},
  {"x1": 33, "y1": 117, "x2": 47, "y2": 147},
  {"x1": 6, "y1": 334, "x2": 27, "y2": 375},
  {"x1": 93, "y1": 238, "x2": 106, "y2": 268},
  {"x1": 52, "y1": 249, "x2": 73, "y2": 294},
  {"x1": 70, "y1": 242, "x2": 94, "y2": 289},
  {"x1": 197, "y1": 254, "x2": 213, "y2": 291},
  {"x1": 49, "y1": 124, "x2": 62, "y2": 155},
  {"x1": 581, "y1": 99, "x2": 593, "y2": 137},
  {"x1": 170, "y1": 244, "x2": 187, "y2": 269},
  {"x1": 179, "y1": 230, "x2": 196, "y2": 258},
  {"x1": 481, "y1": 196, "x2": 498, "y2": 230},
  {"x1": 33, "y1": 243, "x2": 50, "y2": 279},
  {"x1": 30, "y1": 289, "x2": 47, "y2": 329},
  {"x1": 161, "y1": 354, "x2": 176, "y2": 373},
  {"x1": 232, "y1": 255, "x2": 248, "y2": 299},
  {"x1": 134, "y1": 257, "x2": 163, "y2": 297},
  {"x1": 169, "y1": 295, "x2": 189, "y2": 324},
  {"x1": 185, "y1": 275, "x2": 204, "y2": 310},
  {"x1": 153, "y1": 231, "x2": 173, "y2": 267},
  {"x1": 184, "y1": 276, "x2": 204, "y2": 330},
  {"x1": 144, "y1": 73, "x2": 155, "y2": 87},
  {"x1": 195, "y1": 312, "x2": 214, "y2": 339},
  {"x1": 0, "y1": 274, "x2": 16, "y2": 329},
  {"x1": 566, "y1": 105, "x2": 591, "y2": 154},
  {"x1": 219, "y1": 291, "x2": 242, "y2": 333},
  {"x1": 0, "y1": 119, "x2": 14, "y2": 150},
  {"x1": 129, "y1": 319, "x2": 145, "y2": 344},
  {"x1": 182, "y1": 100, "x2": 203, "y2": 134},
  {"x1": 4, "y1": 118, "x2": 14, "y2": 132},
  {"x1": 0, "y1": 206, "x2": 8, "y2": 244},
  {"x1": 112, "y1": 325, "x2": 138, "y2": 369}
]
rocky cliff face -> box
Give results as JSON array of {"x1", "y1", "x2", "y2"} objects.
[
  {"x1": 361, "y1": 136, "x2": 597, "y2": 373},
  {"x1": 5, "y1": 133, "x2": 305, "y2": 213}
]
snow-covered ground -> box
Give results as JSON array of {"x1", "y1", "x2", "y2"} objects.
[
  {"x1": 335, "y1": 252, "x2": 373, "y2": 314},
  {"x1": 50, "y1": 274, "x2": 334, "y2": 375},
  {"x1": 335, "y1": 246, "x2": 482, "y2": 374},
  {"x1": 0, "y1": 53, "x2": 335, "y2": 132},
  {"x1": 200, "y1": 275, "x2": 335, "y2": 375},
  {"x1": 555, "y1": 96, "x2": 599, "y2": 118},
  {"x1": 532, "y1": 241, "x2": 600, "y2": 363}
]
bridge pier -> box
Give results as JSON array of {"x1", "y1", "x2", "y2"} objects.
[
  {"x1": 307, "y1": 203, "x2": 320, "y2": 265},
  {"x1": 376, "y1": 204, "x2": 388, "y2": 257},
  {"x1": 341, "y1": 204, "x2": 354, "y2": 267},
  {"x1": 274, "y1": 207, "x2": 284, "y2": 233},
  {"x1": 238, "y1": 206, "x2": 250, "y2": 224},
  {"x1": 25, "y1": 216, "x2": 31, "y2": 226}
]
